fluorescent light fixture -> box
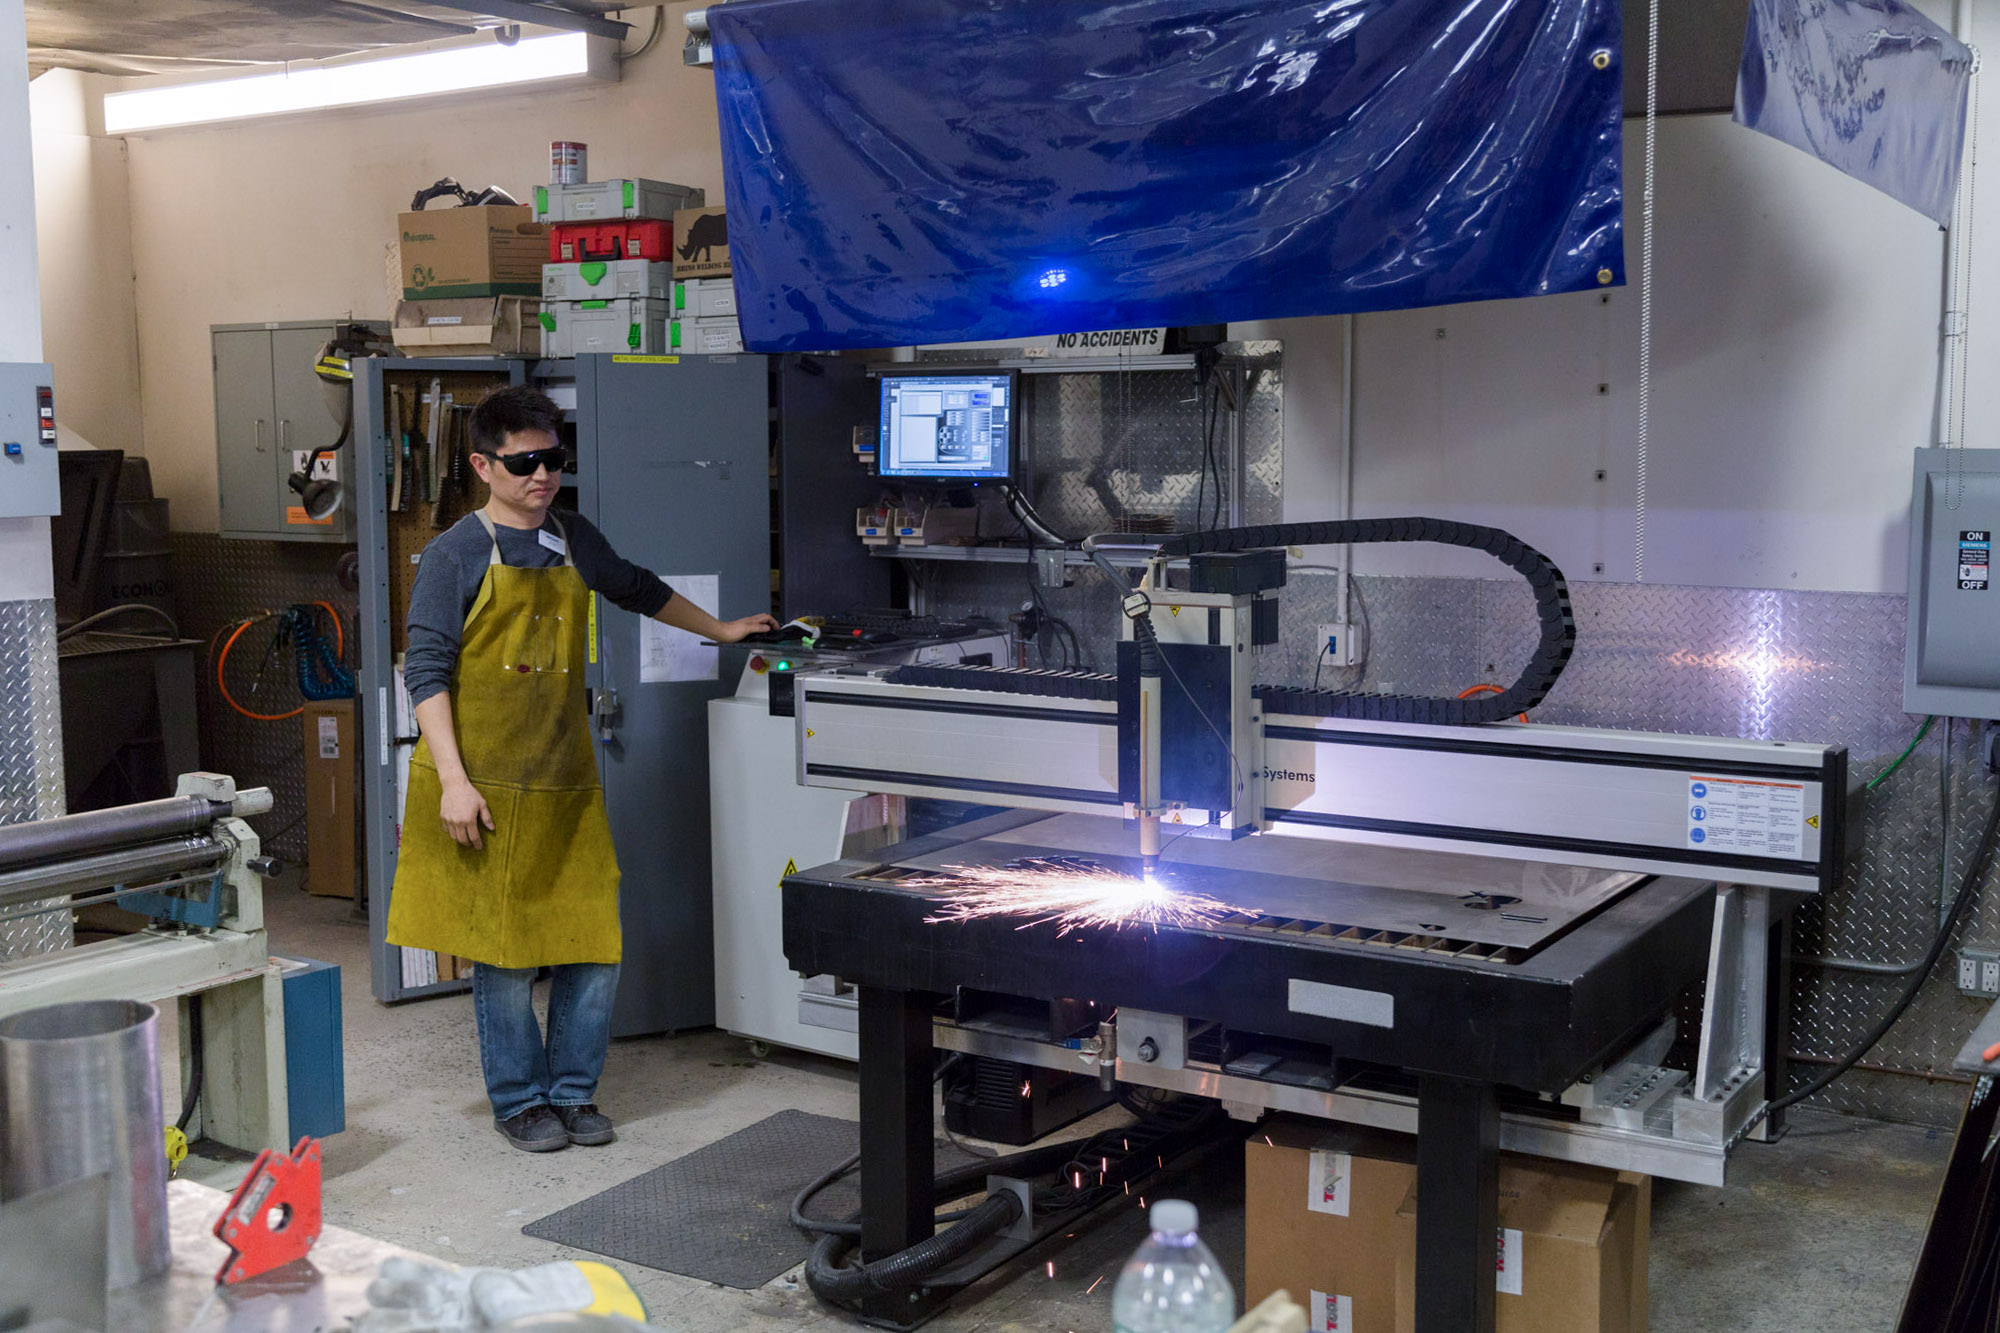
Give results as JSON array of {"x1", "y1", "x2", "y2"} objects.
[{"x1": 104, "y1": 32, "x2": 592, "y2": 134}]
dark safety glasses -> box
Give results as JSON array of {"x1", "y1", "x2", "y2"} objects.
[{"x1": 480, "y1": 446, "x2": 567, "y2": 477}]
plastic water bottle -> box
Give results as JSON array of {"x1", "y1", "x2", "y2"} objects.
[{"x1": 1110, "y1": 1199, "x2": 1236, "y2": 1332}]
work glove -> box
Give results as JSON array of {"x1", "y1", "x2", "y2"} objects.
[{"x1": 348, "y1": 1257, "x2": 648, "y2": 1332}]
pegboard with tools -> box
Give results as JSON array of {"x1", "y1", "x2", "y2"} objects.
[{"x1": 376, "y1": 369, "x2": 507, "y2": 657}]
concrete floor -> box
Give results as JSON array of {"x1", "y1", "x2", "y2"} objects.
[{"x1": 174, "y1": 888, "x2": 1957, "y2": 1332}]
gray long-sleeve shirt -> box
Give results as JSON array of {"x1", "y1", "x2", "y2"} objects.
[{"x1": 403, "y1": 509, "x2": 672, "y2": 707}]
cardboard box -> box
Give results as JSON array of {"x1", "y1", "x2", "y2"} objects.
[
  {"x1": 1246, "y1": 1118, "x2": 1416, "y2": 1332},
  {"x1": 533, "y1": 177, "x2": 704, "y2": 224},
  {"x1": 543, "y1": 258, "x2": 670, "y2": 303},
  {"x1": 670, "y1": 316, "x2": 744, "y2": 355},
  {"x1": 672, "y1": 276, "x2": 737, "y2": 319},
  {"x1": 397, "y1": 205, "x2": 545, "y2": 300},
  {"x1": 1247, "y1": 1118, "x2": 1649, "y2": 1333},
  {"x1": 540, "y1": 297, "x2": 671, "y2": 357},
  {"x1": 1391, "y1": 1162, "x2": 1650, "y2": 1333},
  {"x1": 673, "y1": 206, "x2": 731, "y2": 277},
  {"x1": 392, "y1": 297, "x2": 543, "y2": 357},
  {"x1": 303, "y1": 699, "x2": 357, "y2": 899}
]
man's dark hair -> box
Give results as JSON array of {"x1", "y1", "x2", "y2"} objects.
[{"x1": 469, "y1": 384, "x2": 563, "y2": 455}]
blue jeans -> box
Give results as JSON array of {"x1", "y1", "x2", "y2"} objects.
[{"x1": 472, "y1": 962, "x2": 619, "y2": 1121}]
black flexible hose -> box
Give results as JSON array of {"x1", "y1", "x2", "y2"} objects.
[
  {"x1": 1742, "y1": 779, "x2": 2000, "y2": 1138},
  {"x1": 176, "y1": 994, "x2": 204, "y2": 1134},
  {"x1": 804, "y1": 1193, "x2": 1023, "y2": 1304},
  {"x1": 1157, "y1": 517, "x2": 1574, "y2": 724},
  {"x1": 800, "y1": 1098, "x2": 1230, "y2": 1310},
  {"x1": 792, "y1": 1136, "x2": 1094, "y2": 1239}
]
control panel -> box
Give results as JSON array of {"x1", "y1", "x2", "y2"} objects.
[
  {"x1": 0, "y1": 362, "x2": 57, "y2": 519},
  {"x1": 1907, "y1": 448, "x2": 2000, "y2": 718}
]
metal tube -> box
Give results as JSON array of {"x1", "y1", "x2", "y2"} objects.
[
  {"x1": 0, "y1": 1000, "x2": 171, "y2": 1287},
  {"x1": 0, "y1": 790, "x2": 266, "y2": 875},
  {"x1": 1137, "y1": 674, "x2": 1163, "y2": 877},
  {"x1": 0, "y1": 837, "x2": 226, "y2": 912}
]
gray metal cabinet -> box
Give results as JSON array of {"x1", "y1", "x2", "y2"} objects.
[
  {"x1": 214, "y1": 330, "x2": 282, "y2": 536},
  {"x1": 214, "y1": 320, "x2": 368, "y2": 542},
  {"x1": 578, "y1": 354, "x2": 770, "y2": 1038},
  {"x1": 359, "y1": 352, "x2": 770, "y2": 1029}
]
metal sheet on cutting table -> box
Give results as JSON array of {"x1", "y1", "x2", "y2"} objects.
[{"x1": 886, "y1": 813, "x2": 1645, "y2": 951}]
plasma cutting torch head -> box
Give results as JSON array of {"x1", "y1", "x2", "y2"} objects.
[{"x1": 1138, "y1": 810, "x2": 1162, "y2": 880}]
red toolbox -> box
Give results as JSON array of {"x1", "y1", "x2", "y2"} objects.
[{"x1": 548, "y1": 219, "x2": 673, "y2": 263}]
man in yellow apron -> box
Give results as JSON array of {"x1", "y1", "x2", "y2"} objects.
[{"x1": 388, "y1": 385, "x2": 775, "y2": 1152}]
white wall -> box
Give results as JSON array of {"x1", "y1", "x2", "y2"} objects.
[
  {"x1": 28, "y1": 67, "x2": 140, "y2": 456},
  {"x1": 0, "y1": 0, "x2": 50, "y2": 600},
  {"x1": 113, "y1": 35, "x2": 725, "y2": 532},
  {"x1": 1247, "y1": 2, "x2": 1992, "y2": 596}
]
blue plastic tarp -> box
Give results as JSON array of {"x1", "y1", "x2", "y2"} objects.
[
  {"x1": 709, "y1": 0, "x2": 1627, "y2": 353},
  {"x1": 1735, "y1": 0, "x2": 1973, "y2": 225}
]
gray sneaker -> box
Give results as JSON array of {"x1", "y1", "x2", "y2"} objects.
[
  {"x1": 556, "y1": 1102, "x2": 614, "y2": 1146},
  {"x1": 496, "y1": 1105, "x2": 569, "y2": 1152}
]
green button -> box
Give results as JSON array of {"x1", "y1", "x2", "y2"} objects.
[
  {"x1": 581, "y1": 299, "x2": 608, "y2": 310},
  {"x1": 627, "y1": 323, "x2": 642, "y2": 348},
  {"x1": 622, "y1": 181, "x2": 635, "y2": 211},
  {"x1": 535, "y1": 185, "x2": 548, "y2": 216},
  {"x1": 537, "y1": 312, "x2": 556, "y2": 331},
  {"x1": 580, "y1": 261, "x2": 607, "y2": 286}
]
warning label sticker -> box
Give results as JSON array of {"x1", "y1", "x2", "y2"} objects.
[
  {"x1": 1688, "y1": 776, "x2": 1806, "y2": 859},
  {"x1": 1960, "y1": 530, "x2": 1990, "y2": 591}
]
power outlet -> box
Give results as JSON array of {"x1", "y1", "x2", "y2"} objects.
[
  {"x1": 1961, "y1": 947, "x2": 2000, "y2": 998},
  {"x1": 1316, "y1": 622, "x2": 1360, "y2": 668}
]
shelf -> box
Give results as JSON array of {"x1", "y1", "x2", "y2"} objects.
[
  {"x1": 867, "y1": 543, "x2": 1157, "y2": 567},
  {"x1": 868, "y1": 354, "x2": 1198, "y2": 376}
]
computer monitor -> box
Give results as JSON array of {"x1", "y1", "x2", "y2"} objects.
[{"x1": 877, "y1": 371, "x2": 1017, "y2": 482}]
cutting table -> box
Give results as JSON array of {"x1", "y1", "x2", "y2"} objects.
[
  {"x1": 778, "y1": 517, "x2": 1847, "y2": 1331},
  {"x1": 786, "y1": 810, "x2": 1715, "y2": 1327}
]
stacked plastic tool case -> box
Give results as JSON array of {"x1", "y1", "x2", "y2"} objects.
[{"x1": 537, "y1": 177, "x2": 743, "y2": 357}]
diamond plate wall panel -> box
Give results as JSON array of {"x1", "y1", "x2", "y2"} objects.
[
  {"x1": 0, "y1": 598, "x2": 71, "y2": 960},
  {"x1": 1271, "y1": 574, "x2": 1980, "y2": 1128},
  {"x1": 169, "y1": 533, "x2": 357, "y2": 866},
  {"x1": 1235, "y1": 342, "x2": 1285, "y2": 528},
  {"x1": 915, "y1": 342, "x2": 1282, "y2": 541},
  {"x1": 1026, "y1": 367, "x2": 1217, "y2": 536}
]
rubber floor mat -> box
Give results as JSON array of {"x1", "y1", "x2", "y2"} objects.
[{"x1": 521, "y1": 1108, "x2": 977, "y2": 1289}]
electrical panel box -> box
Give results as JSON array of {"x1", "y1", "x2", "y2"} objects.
[
  {"x1": 214, "y1": 321, "x2": 383, "y2": 543},
  {"x1": 0, "y1": 362, "x2": 58, "y2": 519},
  {"x1": 1906, "y1": 448, "x2": 2000, "y2": 719}
]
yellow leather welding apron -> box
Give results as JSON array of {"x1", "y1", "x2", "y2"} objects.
[{"x1": 386, "y1": 511, "x2": 622, "y2": 968}]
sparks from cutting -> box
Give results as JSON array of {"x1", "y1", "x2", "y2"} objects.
[{"x1": 914, "y1": 863, "x2": 1238, "y2": 935}]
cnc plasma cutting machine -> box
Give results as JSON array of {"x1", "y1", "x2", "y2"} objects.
[{"x1": 780, "y1": 518, "x2": 1847, "y2": 1331}]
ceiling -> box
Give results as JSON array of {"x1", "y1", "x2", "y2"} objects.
[
  {"x1": 32, "y1": 0, "x2": 1747, "y2": 113},
  {"x1": 28, "y1": 1, "x2": 637, "y2": 77}
]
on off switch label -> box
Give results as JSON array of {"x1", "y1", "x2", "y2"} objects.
[{"x1": 1960, "y1": 531, "x2": 1990, "y2": 591}]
